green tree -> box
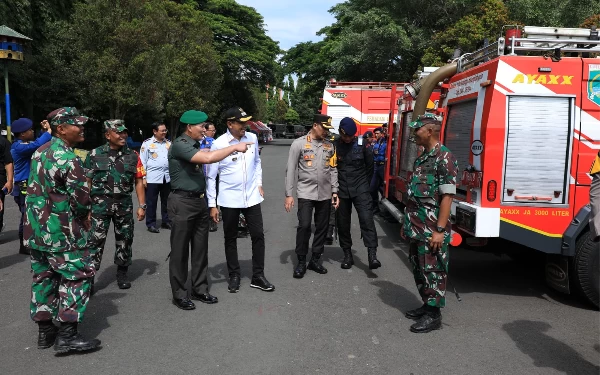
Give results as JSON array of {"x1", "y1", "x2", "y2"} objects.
[
  {"x1": 274, "y1": 99, "x2": 289, "y2": 123},
  {"x1": 421, "y1": 0, "x2": 510, "y2": 66},
  {"x1": 284, "y1": 108, "x2": 300, "y2": 124},
  {"x1": 196, "y1": 0, "x2": 281, "y2": 121},
  {"x1": 59, "y1": 0, "x2": 221, "y2": 123}
]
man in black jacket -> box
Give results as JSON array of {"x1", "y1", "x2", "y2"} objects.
[{"x1": 334, "y1": 117, "x2": 381, "y2": 270}]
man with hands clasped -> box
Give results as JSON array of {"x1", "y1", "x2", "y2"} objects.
[
  {"x1": 401, "y1": 113, "x2": 458, "y2": 334},
  {"x1": 285, "y1": 114, "x2": 339, "y2": 278}
]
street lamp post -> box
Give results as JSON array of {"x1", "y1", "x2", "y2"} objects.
[{"x1": 0, "y1": 25, "x2": 32, "y2": 141}]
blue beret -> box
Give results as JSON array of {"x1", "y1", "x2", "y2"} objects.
[
  {"x1": 12, "y1": 118, "x2": 33, "y2": 133},
  {"x1": 339, "y1": 117, "x2": 357, "y2": 136}
]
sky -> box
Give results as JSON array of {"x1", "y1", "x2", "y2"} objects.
[{"x1": 236, "y1": 0, "x2": 340, "y2": 51}]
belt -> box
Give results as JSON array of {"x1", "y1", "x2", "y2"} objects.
[
  {"x1": 376, "y1": 161, "x2": 385, "y2": 165},
  {"x1": 171, "y1": 189, "x2": 205, "y2": 198}
]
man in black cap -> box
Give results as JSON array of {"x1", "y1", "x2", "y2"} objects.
[
  {"x1": 207, "y1": 107, "x2": 275, "y2": 294},
  {"x1": 168, "y1": 110, "x2": 253, "y2": 310},
  {"x1": 334, "y1": 117, "x2": 381, "y2": 270},
  {"x1": 285, "y1": 114, "x2": 339, "y2": 278}
]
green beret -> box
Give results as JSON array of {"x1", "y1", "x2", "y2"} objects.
[{"x1": 180, "y1": 110, "x2": 208, "y2": 125}]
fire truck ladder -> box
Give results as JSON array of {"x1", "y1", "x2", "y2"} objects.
[{"x1": 457, "y1": 26, "x2": 600, "y2": 73}]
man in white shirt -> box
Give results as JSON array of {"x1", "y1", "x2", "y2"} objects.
[
  {"x1": 140, "y1": 122, "x2": 171, "y2": 233},
  {"x1": 207, "y1": 107, "x2": 274, "y2": 294}
]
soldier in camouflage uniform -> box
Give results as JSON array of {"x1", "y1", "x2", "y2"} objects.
[
  {"x1": 401, "y1": 113, "x2": 458, "y2": 333},
  {"x1": 84, "y1": 120, "x2": 146, "y2": 290},
  {"x1": 25, "y1": 107, "x2": 101, "y2": 353}
]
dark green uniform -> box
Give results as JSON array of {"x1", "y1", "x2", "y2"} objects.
[
  {"x1": 168, "y1": 132, "x2": 210, "y2": 299},
  {"x1": 84, "y1": 131, "x2": 138, "y2": 271}
]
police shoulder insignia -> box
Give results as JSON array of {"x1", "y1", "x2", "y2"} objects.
[{"x1": 590, "y1": 151, "x2": 600, "y2": 175}]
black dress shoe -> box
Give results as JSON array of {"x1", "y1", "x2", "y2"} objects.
[
  {"x1": 161, "y1": 222, "x2": 172, "y2": 230},
  {"x1": 405, "y1": 304, "x2": 428, "y2": 320},
  {"x1": 410, "y1": 313, "x2": 442, "y2": 333},
  {"x1": 172, "y1": 297, "x2": 196, "y2": 310},
  {"x1": 250, "y1": 276, "x2": 275, "y2": 291},
  {"x1": 147, "y1": 226, "x2": 160, "y2": 233},
  {"x1": 173, "y1": 297, "x2": 196, "y2": 310},
  {"x1": 190, "y1": 292, "x2": 219, "y2": 304},
  {"x1": 228, "y1": 275, "x2": 241, "y2": 293}
]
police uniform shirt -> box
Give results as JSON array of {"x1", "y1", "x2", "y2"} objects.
[
  {"x1": 373, "y1": 138, "x2": 387, "y2": 164},
  {"x1": 168, "y1": 133, "x2": 205, "y2": 192},
  {"x1": 12, "y1": 132, "x2": 52, "y2": 183},
  {"x1": 285, "y1": 133, "x2": 338, "y2": 201},
  {"x1": 140, "y1": 136, "x2": 171, "y2": 183}
]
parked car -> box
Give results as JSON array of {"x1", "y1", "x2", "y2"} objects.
[{"x1": 294, "y1": 125, "x2": 305, "y2": 138}]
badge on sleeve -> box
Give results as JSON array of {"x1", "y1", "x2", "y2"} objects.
[{"x1": 307, "y1": 161, "x2": 313, "y2": 167}]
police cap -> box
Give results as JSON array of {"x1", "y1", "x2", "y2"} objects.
[{"x1": 313, "y1": 114, "x2": 333, "y2": 129}]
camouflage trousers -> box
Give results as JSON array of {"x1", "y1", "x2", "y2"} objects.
[
  {"x1": 408, "y1": 240, "x2": 449, "y2": 308},
  {"x1": 30, "y1": 248, "x2": 95, "y2": 322},
  {"x1": 88, "y1": 203, "x2": 134, "y2": 270}
]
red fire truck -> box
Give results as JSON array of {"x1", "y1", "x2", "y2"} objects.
[
  {"x1": 321, "y1": 81, "x2": 406, "y2": 135},
  {"x1": 382, "y1": 25, "x2": 600, "y2": 308}
]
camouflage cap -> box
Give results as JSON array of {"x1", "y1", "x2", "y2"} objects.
[
  {"x1": 50, "y1": 107, "x2": 89, "y2": 126},
  {"x1": 104, "y1": 119, "x2": 127, "y2": 132},
  {"x1": 409, "y1": 113, "x2": 441, "y2": 129}
]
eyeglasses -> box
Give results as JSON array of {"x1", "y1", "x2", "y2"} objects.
[{"x1": 157, "y1": 129, "x2": 168, "y2": 133}]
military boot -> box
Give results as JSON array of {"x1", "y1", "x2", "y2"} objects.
[
  {"x1": 116, "y1": 265, "x2": 131, "y2": 289},
  {"x1": 367, "y1": 248, "x2": 381, "y2": 269},
  {"x1": 18, "y1": 233, "x2": 30, "y2": 255},
  {"x1": 37, "y1": 321, "x2": 58, "y2": 349},
  {"x1": 307, "y1": 253, "x2": 328, "y2": 274},
  {"x1": 410, "y1": 307, "x2": 442, "y2": 333},
  {"x1": 405, "y1": 304, "x2": 428, "y2": 320},
  {"x1": 293, "y1": 256, "x2": 307, "y2": 279},
  {"x1": 340, "y1": 248, "x2": 354, "y2": 269},
  {"x1": 325, "y1": 225, "x2": 334, "y2": 245},
  {"x1": 54, "y1": 322, "x2": 101, "y2": 354}
]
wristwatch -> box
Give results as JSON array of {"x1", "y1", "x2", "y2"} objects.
[
  {"x1": 436, "y1": 225, "x2": 446, "y2": 233},
  {"x1": 140, "y1": 204, "x2": 147, "y2": 210}
]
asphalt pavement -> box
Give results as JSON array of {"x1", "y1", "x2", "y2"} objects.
[{"x1": 0, "y1": 139, "x2": 598, "y2": 374}]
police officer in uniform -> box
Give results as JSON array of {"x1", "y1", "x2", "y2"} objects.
[
  {"x1": 285, "y1": 114, "x2": 339, "y2": 278},
  {"x1": 168, "y1": 110, "x2": 252, "y2": 310},
  {"x1": 370, "y1": 127, "x2": 387, "y2": 215},
  {"x1": 335, "y1": 117, "x2": 381, "y2": 270},
  {"x1": 11, "y1": 117, "x2": 52, "y2": 255},
  {"x1": 84, "y1": 120, "x2": 147, "y2": 290},
  {"x1": 401, "y1": 113, "x2": 458, "y2": 333}
]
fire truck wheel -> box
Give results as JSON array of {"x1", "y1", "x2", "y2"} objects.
[{"x1": 571, "y1": 232, "x2": 599, "y2": 309}]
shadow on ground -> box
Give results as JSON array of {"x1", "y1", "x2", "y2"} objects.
[{"x1": 503, "y1": 320, "x2": 600, "y2": 375}]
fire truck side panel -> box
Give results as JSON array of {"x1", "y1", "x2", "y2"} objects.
[{"x1": 322, "y1": 85, "x2": 404, "y2": 135}]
